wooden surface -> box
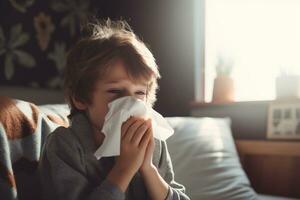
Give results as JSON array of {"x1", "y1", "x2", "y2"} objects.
[{"x1": 235, "y1": 140, "x2": 300, "y2": 198}]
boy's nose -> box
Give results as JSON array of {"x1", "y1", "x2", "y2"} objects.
[{"x1": 122, "y1": 90, "x2": 135, "y2": 97}]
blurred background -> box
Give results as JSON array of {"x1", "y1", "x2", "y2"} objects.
[
  {"x1": 1, "y1": 1, "x2": 300, "y2": 198},
  {"x1": 1, "y1": 0, "x2": 300, "y2": 121},
  {"x1": 0, "y1": 0, "x2": 195, "y2": 116}
]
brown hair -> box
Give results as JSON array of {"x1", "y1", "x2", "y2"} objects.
[{"x1": 64, "y1": 19, "x2": 161, "y2": 117}]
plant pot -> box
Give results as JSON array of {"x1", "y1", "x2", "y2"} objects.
[{"x1": 212, "y1": 75, "x2": 235, "y2": 103}]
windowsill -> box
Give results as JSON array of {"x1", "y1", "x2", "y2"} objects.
[
  {"x1": 190, "y1": 98, "x2": 300, "y2": 108},
  {"x1": 189, "y1": 100, "x2": 272, "y2": 108},
  {"x1": 190, "y1": 98, "x2": 300, "y2": 140}
]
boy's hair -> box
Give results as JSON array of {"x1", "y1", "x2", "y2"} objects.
[{"x1": 64, "y1": 19, "x2": 161, "y2": 117}]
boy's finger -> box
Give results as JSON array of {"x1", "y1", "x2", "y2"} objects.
[
  {"x1": 139, "y1": 128, "x2": 152, "y2": 148},
  {"x1": 132, "y1": 122, "x2": 150, "y2": 146},
  {"x1": 125, "y1": 119, "x2": 145, "y2": 142},
  {"x1": 121, "y1": 116, "x2": 137, "y2": 139}
]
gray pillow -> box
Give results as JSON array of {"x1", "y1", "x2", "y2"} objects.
[{"x1": 166, "y1": 117, "x2": 258, "y2": 200}]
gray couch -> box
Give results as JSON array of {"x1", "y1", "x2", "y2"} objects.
[
  {"x1": 0, "y1": 87, "x2": 298, "y2": 200},
  {"x1": 165, "y1": 117, "x2": 299, "y2": 200}
]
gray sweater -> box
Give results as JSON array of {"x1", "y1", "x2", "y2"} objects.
[{"x1": 38, "y1": 113, "x2": 190, "y2": 200}]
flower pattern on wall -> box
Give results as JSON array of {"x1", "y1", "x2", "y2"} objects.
[
  {"x1": 47, "y1": 42, "x2": 66, "y2": 88},
  {"x1": 51, "y1": 0, "x2": 91, "y2": 37},
  {"x1": 34, "y1": 12, "x2": 55, "y2": 51},
  {"x1": 0, "y1": 0, "x2": 99, "y2": 89},
  {"x1": 9, "y1": 0, "x2": 35, "y2": 13},
  {"x1": 0, "y1": 24, "x2": 36, "y2": 80}
]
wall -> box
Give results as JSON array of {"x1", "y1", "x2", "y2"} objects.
[
  {"x1": 0, "y1": 0, "x2": 196, "y2": 116},
  {"x1": 96, "y1": 0, "x2": 196, "y2": 116}
]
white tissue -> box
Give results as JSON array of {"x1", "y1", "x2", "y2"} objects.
[{"x1": 94, "y1": 96, "x2": 174, "y2": 160}]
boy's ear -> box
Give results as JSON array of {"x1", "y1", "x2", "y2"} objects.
[{"x1": 72, "y1": 96, "x2": 87, "y2": 110}]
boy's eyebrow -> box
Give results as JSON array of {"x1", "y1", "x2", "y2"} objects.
[
  {"x1": 104, "y1": 79, "x2": 148, "y2": 86},
  {"x1": 104, "y1": 80, "x2": 121, "y2": 84}
]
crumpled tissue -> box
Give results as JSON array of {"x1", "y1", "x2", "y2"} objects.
[{"x1": 94, "y1": 96, "x2": 174, "y2": 159}]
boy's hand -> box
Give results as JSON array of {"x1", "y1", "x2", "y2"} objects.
[
  {"x1": 107, "y1": 116, "x2": 151, "y2": 192},
  {"x1": 140, "y1": 119, "x2": 155, "y2": 173}
]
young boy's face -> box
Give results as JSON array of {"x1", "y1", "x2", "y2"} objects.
[{"x1": 83, "y1": 59, "x2": 149, "y2": 132}]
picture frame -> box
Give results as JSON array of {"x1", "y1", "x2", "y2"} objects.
[{"x1": 267, "y1": 100, "x2": 300, "y2": 139}]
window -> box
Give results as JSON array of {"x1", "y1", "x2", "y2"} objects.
[{"x1": 203, "y1": 0, "x2": 300, "y2": 102}]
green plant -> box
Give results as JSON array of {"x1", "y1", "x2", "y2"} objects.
[{"x1": 215, "y1": 56, "x2": 234, "y2": 76}]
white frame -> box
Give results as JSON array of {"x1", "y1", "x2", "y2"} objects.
[
  {"x1": 267, "y1": 100, "x2": 300, "y2": 139},
  {"x1": 194, "y1": 0, "x2": 206, "y2": 102}
]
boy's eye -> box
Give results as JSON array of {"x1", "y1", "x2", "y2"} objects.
[
  {"x1": 108, "y1": 89, "x2": 122, "y2": 94},
  {"x1": 107, "y1": 89, "x2": 146, "y2": 96},
  {"x1": 136, "y1": 91, "x2": 146, "y2": 95}
]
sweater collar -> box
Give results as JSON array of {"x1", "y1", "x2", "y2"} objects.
[{"x1": 70, "y1": 113, "x2": 98, "y2": 154}]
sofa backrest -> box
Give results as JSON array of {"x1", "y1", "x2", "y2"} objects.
[
  {"x1": 0, "y1": 96, "x2": 259, "y2": 200},
  {"x1": 0, "y1": 96, "x2": 69, "y2": 200},
  {"x1": 166, "y1": 117, "x2": 258, "y2": 200}
]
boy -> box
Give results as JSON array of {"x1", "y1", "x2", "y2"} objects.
[{"x1": 38, "y1": 19, "x2": 190, "y2": 200}]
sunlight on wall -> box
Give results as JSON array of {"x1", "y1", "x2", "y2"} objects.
[{"x1": 205, "y1": 0, "x2": 300, "y2": 102}]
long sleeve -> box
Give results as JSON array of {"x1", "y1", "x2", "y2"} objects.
[
  {"x1": 157, "y1": 140, "x2": 190, "y2": 200},
  {"x1": 38, "y1": 128, "x2": 125, "y2": 200}
]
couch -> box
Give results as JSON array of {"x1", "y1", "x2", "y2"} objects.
[{"x1": 0, "y1": 96, "x2": 298, "y2": 200}]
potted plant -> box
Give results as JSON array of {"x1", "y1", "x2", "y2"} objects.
[
  {"x1": 276, "y1": 68, "x2": 300, "y2": 100},
  {"x1": 212, "y1": 56, "x2": 235, "y2": 103}
]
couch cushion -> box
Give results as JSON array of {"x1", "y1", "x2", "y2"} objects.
[{"x1": 166, "y1": 117, "x2": 258, "y2": 200}]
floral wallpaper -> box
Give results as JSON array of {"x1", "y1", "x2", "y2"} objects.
[{"x1": 0, "y1": 0, "x2": 100, "y2": 89}]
